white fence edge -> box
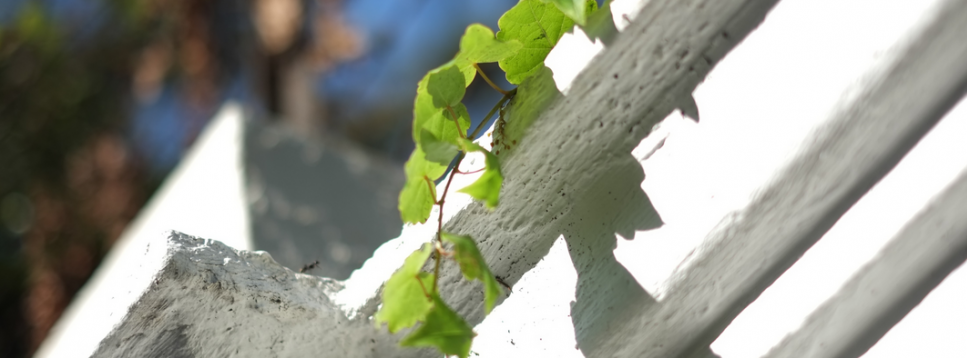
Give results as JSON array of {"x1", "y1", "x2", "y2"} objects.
[{"x1": 34, "y1": 104, "x2": 252, "y2": 358}]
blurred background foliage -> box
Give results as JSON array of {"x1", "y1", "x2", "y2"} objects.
[{"x1": 0, "y1": 0, "x2": 515, "y2": 356}]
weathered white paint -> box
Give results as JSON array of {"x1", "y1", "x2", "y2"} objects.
[
  {"x1": 648, "y1": 0, "x2": 967, "y2": 356},
  {"x1": 89, "y1": 231, "x2": 407, "y2": 357},
  {"x1": 622, "y1": 0, "x2": 949, "y2": 300},
  {"x1": 863, "y1": 264, "x2": 967, "y2": 357},
  {"x1": 605, "y1": 0, "x2": 967, "y2": 354},
  {"x1": 34, "y1": 104, "x2": 252, "y2": 358},
  {"x1": 763, "y1": 166, "x2": 967, "y2": 357},
  {"x1": 713, "y1": 89, "x2": 967, "y2": 358}
]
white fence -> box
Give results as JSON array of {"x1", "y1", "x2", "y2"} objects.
[{"x1": 37, "y1": 0, "x2": 967, "y2": 357}]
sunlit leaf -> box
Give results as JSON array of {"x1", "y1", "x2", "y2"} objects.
[
  {"x1": 543, "y1": 0, "x2": 597, "y2": 26},
  {"x1": 441, "y1": 232, "x2": 502, "y2": 314},
  {"x1": 375, "y1": 244, "x2": 435, "y2": 333},
  {"x1": 456, "y1": 138, "x2": 503, "y2": 208},
  {"x1": 452, "y1": 58, "x2": 478, "y2": 87},
  {"x1": 407, "y1": 146, "x2": 449, "y2": 181},
  {"x1": 399, "y1": 148, "x2": 446, "y2": 223},
  {"x1": 423, "y1": 103, "x2": 471, "y2": 146},
  {"x1": 458, "y1": 23, "x2": 523, "y2": 63},
  {"x1": 398, "y1": 177, "x2": 434, "y2": 224},
  {"x1": 583, "y1": 0, "x2": 617, "y2": 44},
  {"x1": 497, "y1": 0, "x2": 574, "y2": 84},
  {"x1": 499, "y1": 66, "x2": 560, "y2": 154},
  {"x1": 413, "y1": 79, "x2": 444, "y2": 142},
  {"x1": 413, "y1": 64, "x2": 475, "y2": 142},
  {"x1": 427, "y1": 65, "x2": 466, "y2": 108},
  {"x1": 400, "y1": 295, "x2": 475, "y2": 358},
  {"x1": 456, "y1": 137, "x2": 488, "y2": 154},
  {"x1": 421, "y1": 129, "x2": 460, "y2": 165}
]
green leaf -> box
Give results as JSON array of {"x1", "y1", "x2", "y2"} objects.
[
  {"x1": 459, "y1": 161, "x2": 502, "y2": 208},
  {"x1": 499, "y1": 66, "x2": 561, "y2": 154},
  {"x1": 421, "y1": 129, "x2": 459, "y2": 165},
  {"x1": 441, "y1": 232, "x2": 502, "y2": 314},
  {"x1": 375, "y1": 244, "x2": 435, "y2": 333},
  {"x1": 399, "y1": 177, "x2": 435, "y2": 224},
  {"x1": 400, "y1": 295, "x2": 475, "y2": 358},
  {"x1": 458, "y1": 23, "x2": 523, "y2": 63},
  {"x1": 456, "y1": 137, "x2": 488, "y2": 153},
  {"x1": 427, "y1": 65, "x2": 466, "y2": 108},
  {"x1": 543, "y1": 0, "x2": 598, "y2": 26},
  {"x1": 406, "y1": 145, "x2": 449, "y2": 181},
  {"x1": 399, "y1": 148, "x2": 446, "y2": 223},
  {"x1": 583, "y1": 0, "x2": 617, "y2": 44},
  {"x1": 423, "y1": 103, "x2": 471, "y2": 146},
  {"x1": 497, "y1": 0, "x2": 574, "y2": 84},
  {"x1": 456, "y1": 138, "x2": 503, "y2": 208},
  {"x1": 452, "y1": 59, "x2": 479, "y2": 87},
  {"x1": 413, "y1": 64, "x2": 474, "y2": 142}
]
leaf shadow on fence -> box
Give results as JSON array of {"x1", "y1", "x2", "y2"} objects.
[{"x1": 560, "y1": 153, "x2": 662, "y2": 356}]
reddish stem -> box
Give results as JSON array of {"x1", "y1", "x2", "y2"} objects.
[
  {"x1": 416, "y1": 274, "x2": 431, "y2": 298},
  {"x1": 446, "y1": 105, "x2": 464, "y2": 138},
  {"x1": 423, "y1": 176, "x2": 437, "y2": 204},
  {"x1": 431, "y1": 153, "x2": 465, "y2": 293},
  {"x1": 455, "y1": 167, "x2": 485, "y2": 175}
]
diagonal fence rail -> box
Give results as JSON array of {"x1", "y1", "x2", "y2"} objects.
[{"x1": 608, "y1": 0, "x2": 967, "y2": 356}]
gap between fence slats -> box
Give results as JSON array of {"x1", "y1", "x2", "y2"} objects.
[{"x1": 607, "y1": 0, "x2": 967, "y2": 356}]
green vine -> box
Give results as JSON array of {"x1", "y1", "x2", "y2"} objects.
[{"x1": 375, "y1": 1, "x2": 598, "y2": 357}]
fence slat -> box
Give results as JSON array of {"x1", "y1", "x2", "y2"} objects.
[
  {"x1": 417, "y1": 0, "x2": 784, "y2": 356},
  {"x1": 606, "y1": 0, "x2": 967, "y2": 356},
  {"x1": 763, "y1": 166, "x2": 967, "y2": 358}
]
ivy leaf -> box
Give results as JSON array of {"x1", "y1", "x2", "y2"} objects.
[
  {"x1": 458, "y1": 23, "x2": 523, "y2": 63},
  {"x1": 499, "y1": 66, "x2": 560, "y2": 154},
  {"x1": 543, "y1": 0, "x2": 597, "y2": 26},
  {"x1": 441, "y1": 232, "x2": 502, "y2": 314},
  {"x1": 406, "y1": 146, "x2": 449, "y2": 181},
  {"x1": 399, "y1": 148, "x2": 446, "y2": 223},
  {"x1": 422, "y1": 103, "x2": 471, "y2": 146},
  {"x1": 583, "y1": 0, "x2": 617, "y2": 44},
  {"x1": 413, "y1": 79, "x2": 439, "y2": 141},
  {"x1": 375, "y1": 244, "x2": 435, "y2": 333},
  {"x1": 456, "y1": 138, "x2": 503, "y2": 208},
  {"x1": 413, "y1": 65, "x2": 474, "y2": 141},
  {"x1": 497, "y1": 0, "x2": 574, "y2": 84},
  {"x1": 399, "y1": 177, "x2": 435, "y2": 224},
  {"x1": 427, "y1": 65, "x2": 466, "y2": 108},
  {"x1": 452, "y1": 59, "x2": 478, "y2": 87},
  {"x1": 456, "y1": 137, "x2": 488, "y2": 156},
  {"x1": 421, "y1": 129, "x2": 460, "y2": 165},
  {"x1": 400, "y1": 295, "x2": 475, "y2": 358}
]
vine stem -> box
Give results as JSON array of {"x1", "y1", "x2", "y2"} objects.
[
  {"x1": 474, "y1": 63, "x2": 508, "y2": 95},
  {"x1": 416, "y1": 274, "x2": 431, "y2": 298},
  {"x1": 455, "y1": 167, "x2": 485, "y2": 175},
  {"x1": 424, "y1": 176, "x2": 436, "y2": 202},
  {"x1": 432, "y1": 152, "x2": 466, "y2": 294},
  {"x1": 468, "y1": 88, "x2": 517, "y2": 140},
  {"x1": 428, "y1": 85, "x2": 516, "y2": 294},
  {"x1": 446, "y1": 105, "x2": 464, "y2": 136}
]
